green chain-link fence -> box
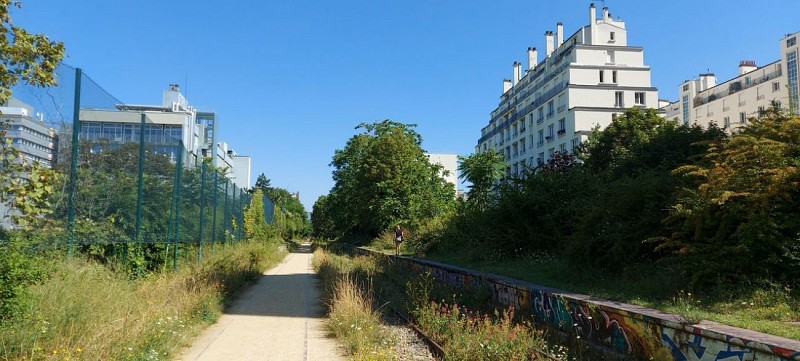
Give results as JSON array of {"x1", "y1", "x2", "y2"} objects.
[{"x1": 10, "y1": 64, "x2": 262, "y2": 270}]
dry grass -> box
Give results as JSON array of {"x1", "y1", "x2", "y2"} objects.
[
  {"x1": 0, "y1": 240, "x2": 286, "y2": 360},
  {"x1": 314, "y1": 249, "x2": 396, "y2": 360}
]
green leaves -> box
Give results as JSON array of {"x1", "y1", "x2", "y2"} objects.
[
  {"x1": 320, "y1": 120, "x2": 454, "y2": 237},
  {"x1": 458, "y1": 149, "x2": 506, "y2": 212}
]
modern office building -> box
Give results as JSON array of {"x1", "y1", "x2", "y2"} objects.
[
  {"x1": 476, "y1": 3, "x2": 659, "y2": 177},
  {"x1": 663, "y1": 31, "x2": 799, "y2": 131},
  {"x1": 0, "y1": 98, "x2": 58, "y2": 168},
  {"x1": 79, "y1": 84, "x2": 251, "y2": 188},
  {"x1": 425, "y1": 153, "x2": 459, "y2": 195}
]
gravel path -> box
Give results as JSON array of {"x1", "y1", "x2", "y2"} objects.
[{"x1": 383, "y1": 313, "x2": 436, "y2": 360}]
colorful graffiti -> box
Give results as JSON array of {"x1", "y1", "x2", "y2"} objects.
[{"x1": 378, "y1": 251, "x2": 800, "y2": 361}]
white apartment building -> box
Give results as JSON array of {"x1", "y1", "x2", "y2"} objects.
[
  {"x1": 79, "y1": 84, "x2": 252, "y2": 188},
  {"x1": 0, "y1": 98, "x2": 58, "y2": 169},
  {"x1": 663, "y1": 31, "x2": 799, "y2": 131},
  {"x1": 476, "y1": 4, "x2": 659, "y2": 177},
  {"x1": 425, "y1": 153, "x2": 458, "y2": 195}
]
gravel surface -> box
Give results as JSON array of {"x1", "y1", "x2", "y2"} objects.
[{"x1": 382, "y1": 313, "x2": 437, "y2": 361}]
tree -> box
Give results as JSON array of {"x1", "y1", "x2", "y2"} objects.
[
  {"x1": 310, "y1": 194, "x2": 336, "y2": 239},
  {"x1": 0, "y1": 2, "x2": 64, "y2": 103},
  {"x1": 249, "y1": 173, "x2": 272, "y2": 195},
  {"x1": 457, "y1": 149, "x2": 506, "y2": 211},
  {"x1": 327, "y1": 120, "x2": 455, "y2": 237},
  {"x1": 663, "y1": 108, "x2": 800, "y2": 286},
  {"x1": 0, "y1": 0, "x2": 64, "y2": 320}
]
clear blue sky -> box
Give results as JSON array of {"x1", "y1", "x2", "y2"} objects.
[{"x1": 11, "y1": 0, "x2": 800, "y2": 212}]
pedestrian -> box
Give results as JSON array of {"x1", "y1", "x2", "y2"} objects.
[{"x1": 394, "y1": 224, "x2": 403, "y2": 255}]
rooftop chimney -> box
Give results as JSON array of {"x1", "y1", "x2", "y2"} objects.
[
  {"x1": 738, "y1": 60, "x2": 757, "y2": 75},
  {"x1": 503, "y1": 78, "x2": 512, "y2": 93},
  {"x1": 589, "y1": 3, "x2": 597, "y2": 45},
  {"x1": 556, "y1": 22, "x2": 564, "y2": 46},
  {"x1": 545, "y1": 31, "x2": 555, "y2": 57},
  {"x1": 603, "y1": 7, "x2": 609, "y2": 21},
  {"x1": 512, "y1": 62, "x2": 522, "y2": 85},
  {"x1": 528, "y1": 47, "x2": 538, "y2": 70}
]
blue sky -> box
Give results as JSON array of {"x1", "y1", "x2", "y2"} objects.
[{"x1": 11, "y1": 0, "x2": 800, "y2": 211}]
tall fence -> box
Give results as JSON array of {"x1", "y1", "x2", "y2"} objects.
[{"x1": 10, "y1": 64, "x2": 260, "y2": 268}]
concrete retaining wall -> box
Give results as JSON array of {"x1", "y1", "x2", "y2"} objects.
[{"x1": 356, "y1": 248, "x2": 800, "y2": 360}]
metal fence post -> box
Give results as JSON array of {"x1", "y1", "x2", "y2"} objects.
[
  {"x1": 67, "y1": 67, "x2": 82, "y2": 257},
  {"x1": 172, "y1": 143, "x2": 184, "y2": 271},
  {"x1": 197, "y1": 162, "x2": 206, "y2": 264},
  {"x1": 211, "y1": 170, "x2": 218, "y2": 252}
]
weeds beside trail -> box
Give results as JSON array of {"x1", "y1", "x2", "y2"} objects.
[
  {"x1": 313, "y1": 248, "x2": 397, "y2": 360},
  {"x1": 314, "y1": 247, "x2": 562, "y2": 361},
  {"x1": 0, "y1": 240, "x2": 286, "y2": 361}
]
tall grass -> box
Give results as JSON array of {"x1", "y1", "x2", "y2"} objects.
[
  {"x1": 313, "y1": 249, "x2": 396, "y2": 361},
  {"x1": 0, "y1": 240, "x2": 286, "y2": 360}
]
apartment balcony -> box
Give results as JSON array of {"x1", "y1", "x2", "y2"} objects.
[
  {"x1": 557, "y1": 105, "x2": 566, "y2": 113},
  {"x1": 520, "y1": 127, "x2": 526, "y2": 133},
  {"x1": 545, "y1": 135, "x2": 553, "y2": 142},
  {"x1": 537, "y1": 117, "x2": 544, "y2": 124},
  {"x1": 557, "y1": 129, "x2": 566, "y2": 137},
  {"x1": 546, "y1": 112, "x2": 555, "y2": 118}
]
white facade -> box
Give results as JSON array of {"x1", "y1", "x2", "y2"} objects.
[
  {"x1": 425, "y1": 153, "x2": 458, "y2": 194},
  {"x1": 663, "y1": 31, "x2": 799, "y2": 131},
  {"x1": 218, "y1": 141, "x2": 252, "y2": 188},
  {"x1": 476, "y1": 4, "x2": 658, "y2": 177},
  {"x1": 0, "y1": 101, "x2": 58, "y2": 169}
]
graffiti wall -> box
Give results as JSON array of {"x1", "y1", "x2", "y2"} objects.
[{"x1": 379, "y1": 251, "x2": 800, "y2": 361}]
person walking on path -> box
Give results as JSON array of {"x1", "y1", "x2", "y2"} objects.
[{"x1": 394, "y1": 224, "x2": 404, "y2": 256}]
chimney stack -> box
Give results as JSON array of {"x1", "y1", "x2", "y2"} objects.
[
  {"x1": 589, "y1": 3, "x2": 596, "y2": 45},
  {"x1": 603, "y1": 7, "x2": 609, "y2": 21},
  {"x1": 503, "y1": 78, "x2": 512, "y2": 93},
  {"x1": 528, "y1": 47, "x2": 538, "y2": 70},
  {"x1": 556, "y1": 22, "x2": 564, "y2": 46},
  {"x1": 545, "y1": 31, "x2": 555, "y2": 57},
  {"x1": 738, "y1": 60, "x2": 757, "y2": 75},
  {"x1": 512, "y1": 62, "x2": 522, "y2": 85}
]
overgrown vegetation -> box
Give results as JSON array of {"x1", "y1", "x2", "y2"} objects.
[
  {"x1": 313, "y1": 248, "x2": 397, "y2": 360},
  {"x1": 411, "y1": 107, "x2": 800, "y2": 339},
  {"x1": 313, "y1": 107, "x2": 800, "y2": 340},
  {"x1": 313, "y1": 247, "x2": 561, "y2": 360},
  {"x1": 0, "y1": 240, "x2": 286, "y2": 360}
]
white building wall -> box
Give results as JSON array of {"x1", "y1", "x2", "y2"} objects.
[
  {"x1": 426, "y1": 153, "x2": 458, "y2": 195},
  {"x1": 662, "y1": 32, "x2": 798, "y2": 132},
  {"x1": 477, "y1": 4, "x2": 658, "y2": 177}
]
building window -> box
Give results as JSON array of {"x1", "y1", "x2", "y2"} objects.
[
  {"x1": 547, "y1": 100, "x2": 554, "y2": 117},
  {"x1": 612, "y1": 70, "x2": 618, "y2": 83},
  {"x1": 682, "y1": 95, "x2": 690, "y2": 125},
  {"x1": 773, "y1": 81, "x2": 781, "y2": 92},
  {"x1": 547, "y1": 124, "x2": 554, "y2": 140},
  {"x1": 739, "y1": 112, "x2": 747, "y2": 124},
  {"x1": 571, "y1": 138, "x2": 580, "y2": 150},
  {"x1": 599, "y1": 70, "x2": 605, "y2": 83},
  {"x1": 788, "y1": 37, "x2": 797, "y2": 47},
  {"x1": 787, "y1": 49, "x2": 798, "y2": 114},
  {"x1": 723, "y1": 116, "x2": 730, "y2": 129},
  {"x1": 558, "y1": 118, "x2": 566, "y2": 135},
  {"x1": 615, "y1": 91, "x2": 624, "y2": 107},
  {"x1": 538, "y1": 129, "x2": 544, "y2": 145},
  {"x1": 634, "y1": 92, "x2": 645, "y2": 105},
  {"x1": 683, "y1": 84, "x2": 689, "y2": 92},
  {"x1": 609, "y1": 32, "x2": 615, "y2": 41},
  {"x1": 537, "y1": 152, "x2": 544, "y2": 165},
  {"x1": 559, "y1": 143, "x2": 566, "y2": 152}
]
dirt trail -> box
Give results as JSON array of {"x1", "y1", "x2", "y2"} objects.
[{"x1": 177, "y1": 244, "x2": 344, "y2": 361}]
